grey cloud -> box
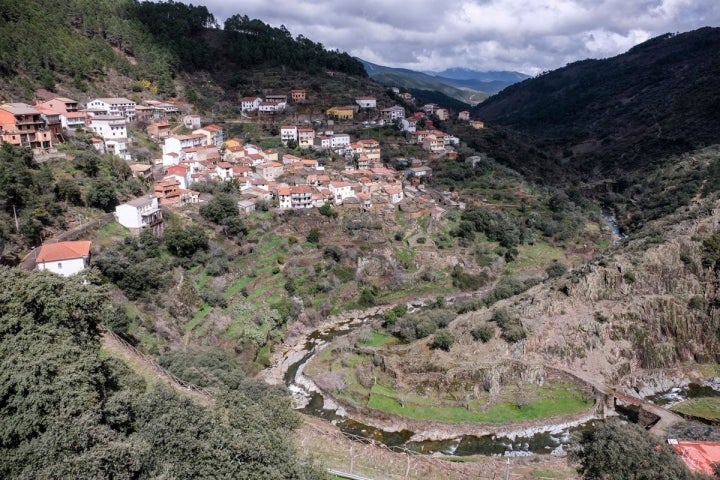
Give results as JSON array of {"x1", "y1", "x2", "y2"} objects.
[{"x1": 193, "y1": 0, "x2": 720, "y2": 73}]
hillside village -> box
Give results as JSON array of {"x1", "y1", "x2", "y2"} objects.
[{"x1": 1, "y1": 86, "x2": 485, "y2": 244}]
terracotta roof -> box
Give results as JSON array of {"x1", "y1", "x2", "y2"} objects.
[{"x1": 36, "y1": 241, "x2": 91, "y2": 263}]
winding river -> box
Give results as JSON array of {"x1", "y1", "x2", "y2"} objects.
[{"x1": 269, "y1": 309, "x2": 601, "y2": 457}]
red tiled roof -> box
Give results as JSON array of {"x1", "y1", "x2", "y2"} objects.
[
  {"x1": 672, "y1": 441, "x2": 720, "y2": 476},
  {"x1": 36, "y1": 241, "x2": 91, "y2": 263}
]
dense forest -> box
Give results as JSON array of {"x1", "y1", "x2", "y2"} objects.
[
  {"x1": 0, "y1": 267, "x2": 322, "y2": 479},
  {"x1": 0, "y1": 0, "x2": 366, "y2": 98}
]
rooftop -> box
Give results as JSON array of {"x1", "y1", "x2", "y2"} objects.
[{"x1": 36, "y1": 241, "x2": 91, "y2": 263}]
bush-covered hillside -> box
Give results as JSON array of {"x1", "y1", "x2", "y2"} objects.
[{"x1": 0, "y1": 267, "x2": 321, "y2": 479}]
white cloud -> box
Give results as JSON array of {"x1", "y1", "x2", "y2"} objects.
[{"x1": 193, "y1": 0, "x2": 720, "y2": 73}]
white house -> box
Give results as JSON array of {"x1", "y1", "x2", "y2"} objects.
[
  {"x1": 105, "y1": 139, "x2": 131, "y2": 160},
  {"x1": 35, "y1": 240, "x2": 91, "y2": 277},
  {"x1": 162, "y1": 134, "x2": 208, "y2": 166},
  {"x1": 115, "y1": 195, "x2": 162, "y2": 230},
  {"x1": 329, "y1": 181, "x2": 354, "y2": 205},
  {"x1": 240, "y1": 96, "x2": 262, "y2": 111},
  {"x1": 183, "y1": 114, "x2": 202, "y2": 129},
  {"x1": 86, "y1": 98, "x2": 136, "y2": 121},
  {"x1": 380, "y1": 105, "x2": 405, "y2": 122},
  {"x1": 355, "y1": 96, "x2": 377, "y2": 108},
  {"x1": 280, "y1": 125, "x2": 298, "y2": 145},
  {"x1": 331, "y1": 133, "x2": 351, "y2": 149},
  {"x1": 88, "y1": 115, "x2": 127, "y2": 139},
  {"x1": 193, "y1": 124, "x2": 224, "y2": 147}
]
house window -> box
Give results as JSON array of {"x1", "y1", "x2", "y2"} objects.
[{"x1": 57, "y1": 263, "x2": 62, "y2": 269}]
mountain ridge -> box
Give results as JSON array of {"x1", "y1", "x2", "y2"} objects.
[{"x1": 471, "y1": 27, "x2": 720, "y2": 184}]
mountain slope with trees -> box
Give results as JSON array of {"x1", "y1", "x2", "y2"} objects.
[
  {"x1": 472, "y1": 27, "x2": 720, "y2": 184},
  {"x1": 0, "y1": 0, "x2": 365, "y2": 101}
]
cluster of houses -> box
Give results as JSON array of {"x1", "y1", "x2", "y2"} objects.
[
  {"x1": 152, "y1": 120, "x2": 407, "y2": 214},
  {"x1": 240, "y1": 90, "x2": 307, "y2": 114},
  {"x1": 0, "y1": 95, "x2": 184, "y2": 157}
]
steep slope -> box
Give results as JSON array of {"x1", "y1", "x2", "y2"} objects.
[{"x1": 472, "y1": 28, "x2": 720, "y2": 182}]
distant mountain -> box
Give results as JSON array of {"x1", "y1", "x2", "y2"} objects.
[
  {"x1": 359, "y1": 59, "x2": 526, "y2": 105},
  {"x1": 428, "y1": 68, "x2": 529, "y2": 84},
  {"x1": 471, "y1": 27, "x2": 720, "y2": 182}
]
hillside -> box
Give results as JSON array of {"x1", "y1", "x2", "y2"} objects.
[
  {"x1": 472, "y1": 28, "x2": 720, "y2": 186},
  {"x1": 0, "y1": 0, "x2": 366, "y2": 106}
]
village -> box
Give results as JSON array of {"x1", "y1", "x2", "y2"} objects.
[{"x1": 1, "y1": 86, "x2": 487, "y2": 269}]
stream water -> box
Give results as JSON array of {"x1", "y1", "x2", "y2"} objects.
[
  {"x1": 601, "y1": 209, "x2": 626, "y2": 242},
  {"x1": 283, "y1": 313, "x2": 599, "y2": 457},
  {"x1": 646, "y1": 382, "x2": 720, "y2": 407}
]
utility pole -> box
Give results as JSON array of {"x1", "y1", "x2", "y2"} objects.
[{"x1": 505, "y1": 458, "x2": 510, "y2": 480}]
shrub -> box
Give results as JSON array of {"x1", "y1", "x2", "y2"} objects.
[
  {"x1": 430, "y1": 329, "x2": 454, "y2": 351},
  {"x1": 546, "y1": 260, "x2": 567, "y2": 279},
  {"x1": 307, "y1": 228, "x2": 320, "y2": 244},
  {"x1": 471, "y1": 324, "x2": 495, "y2": 342}
]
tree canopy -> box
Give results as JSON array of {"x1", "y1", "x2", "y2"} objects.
[{"x1": 0, "y1": 267, "x2": 322, "y2": 479}]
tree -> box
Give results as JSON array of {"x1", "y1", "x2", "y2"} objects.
[
  {"x1": 570, "y1": 418, "x2": 697, "y2": 480},
  {"x1": 165, "y1": 224, "x2": 208, "y2": 258},
  {"x1": 318, "y1": 203, "x2": 337, "y2": 218},
  {"x1": 85, "y1": 177, "x2": 118, "y2": 211},
  {"x1": 199, "y1": 193, "x2": 239, "y2": 224},
  {"x1": 0, "y1": 267, "x2": 322, "y2": 479}
]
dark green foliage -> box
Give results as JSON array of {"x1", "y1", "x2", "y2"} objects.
[
  {"x1": 0, "y1": 0, "x2": 365, "y2": 105},
  {"x1": 93, "y1": 232, "x2": 169, "y2": 299},
  {"x1": 200, "y1": 193, "x2": 239, "y2": 224},
  {"x1": 471, "y1": 324, "x2": 495, "y2": 343},
  {"x1": 461, "y1": 206, "x2": 522, "y2": 248},
  {"x1": 702, "y1": 233, "x2": 720, "y2": 269},
  {"x1": 546, "y1": 260, "x2": 567, "y2": 279},
  {"x1": 383, "y1": 303, "x2": 408, "y2": 325},
  {"x1": 451, "y1": 265, "x2": 490, "y2": 291},
  {"x1": 0, "y1": 267, "x2": 321, "y2": 479},
  {"x1": 430, "y1": 329, "x2": 455, "y2": 351},
  {"x1": 570, "y1": 418, "x2": 698, "y2": 480},
  {"x1": 358, "y1": 287, "x2": 377, "y2": 307},
  {"x1": 165, "y1": 224, "x2": 209, "y2": 258},
  {"x1": 85, "y1": 177, "x2": 118, "y2": 211},
  {"x1": 491, "y1": 307, "x2": 526, "y2": 343},
  {"x1": 307, "y1": 228, "x2": 321, "y2": 244},
  {"x1": 323, "y1": 245, "x2": 344, "y2": 261},
  {"x1": 319, "y1": 203, "x2": 338, "y2": 218}
]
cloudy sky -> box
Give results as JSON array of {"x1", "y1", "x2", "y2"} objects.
[{"x1": 195, "y1": 0, "x2": 720, "y2": 74}]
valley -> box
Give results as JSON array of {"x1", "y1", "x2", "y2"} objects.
[{"x1": 2, "y1": 3, "x2": 720, "y2": 479}]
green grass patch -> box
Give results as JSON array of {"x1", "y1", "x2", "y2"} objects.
[
  {"x1": 186, "y1": 305, "x2": 212, "y2": 334},
  {"x1": 532, "y1": 469, "x2": 566, "y2": 478},
  {"x1": 223, "y1": 277, "x2": 253, "y2": 299},
  {"x1": 367, "y1": 383, "x2": 592, "y2": 423},
  {"x1": 395, "y1": 246, "x2": 417, "y2": 271},
  {"x1": 671, "y1": 397, "x2": 720, "y2": 421},
  {"x1": 506, "y1": 243, "x2": 564, "y2": 272},
  {"x1": 358, "y1": 331, "x2": 396, "y2": 347}
]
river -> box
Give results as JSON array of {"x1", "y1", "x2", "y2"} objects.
[{"x1": 273, "y1": 309, "x2": 601, "y2": 457}]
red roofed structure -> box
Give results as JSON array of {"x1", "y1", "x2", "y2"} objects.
[{"x1": 36, "y1": 241, "x2": 91, "y2": 277}]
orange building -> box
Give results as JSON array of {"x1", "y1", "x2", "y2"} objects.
[{"x1": 0, "y1": 103, "x2": 53, "y2": 150}]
